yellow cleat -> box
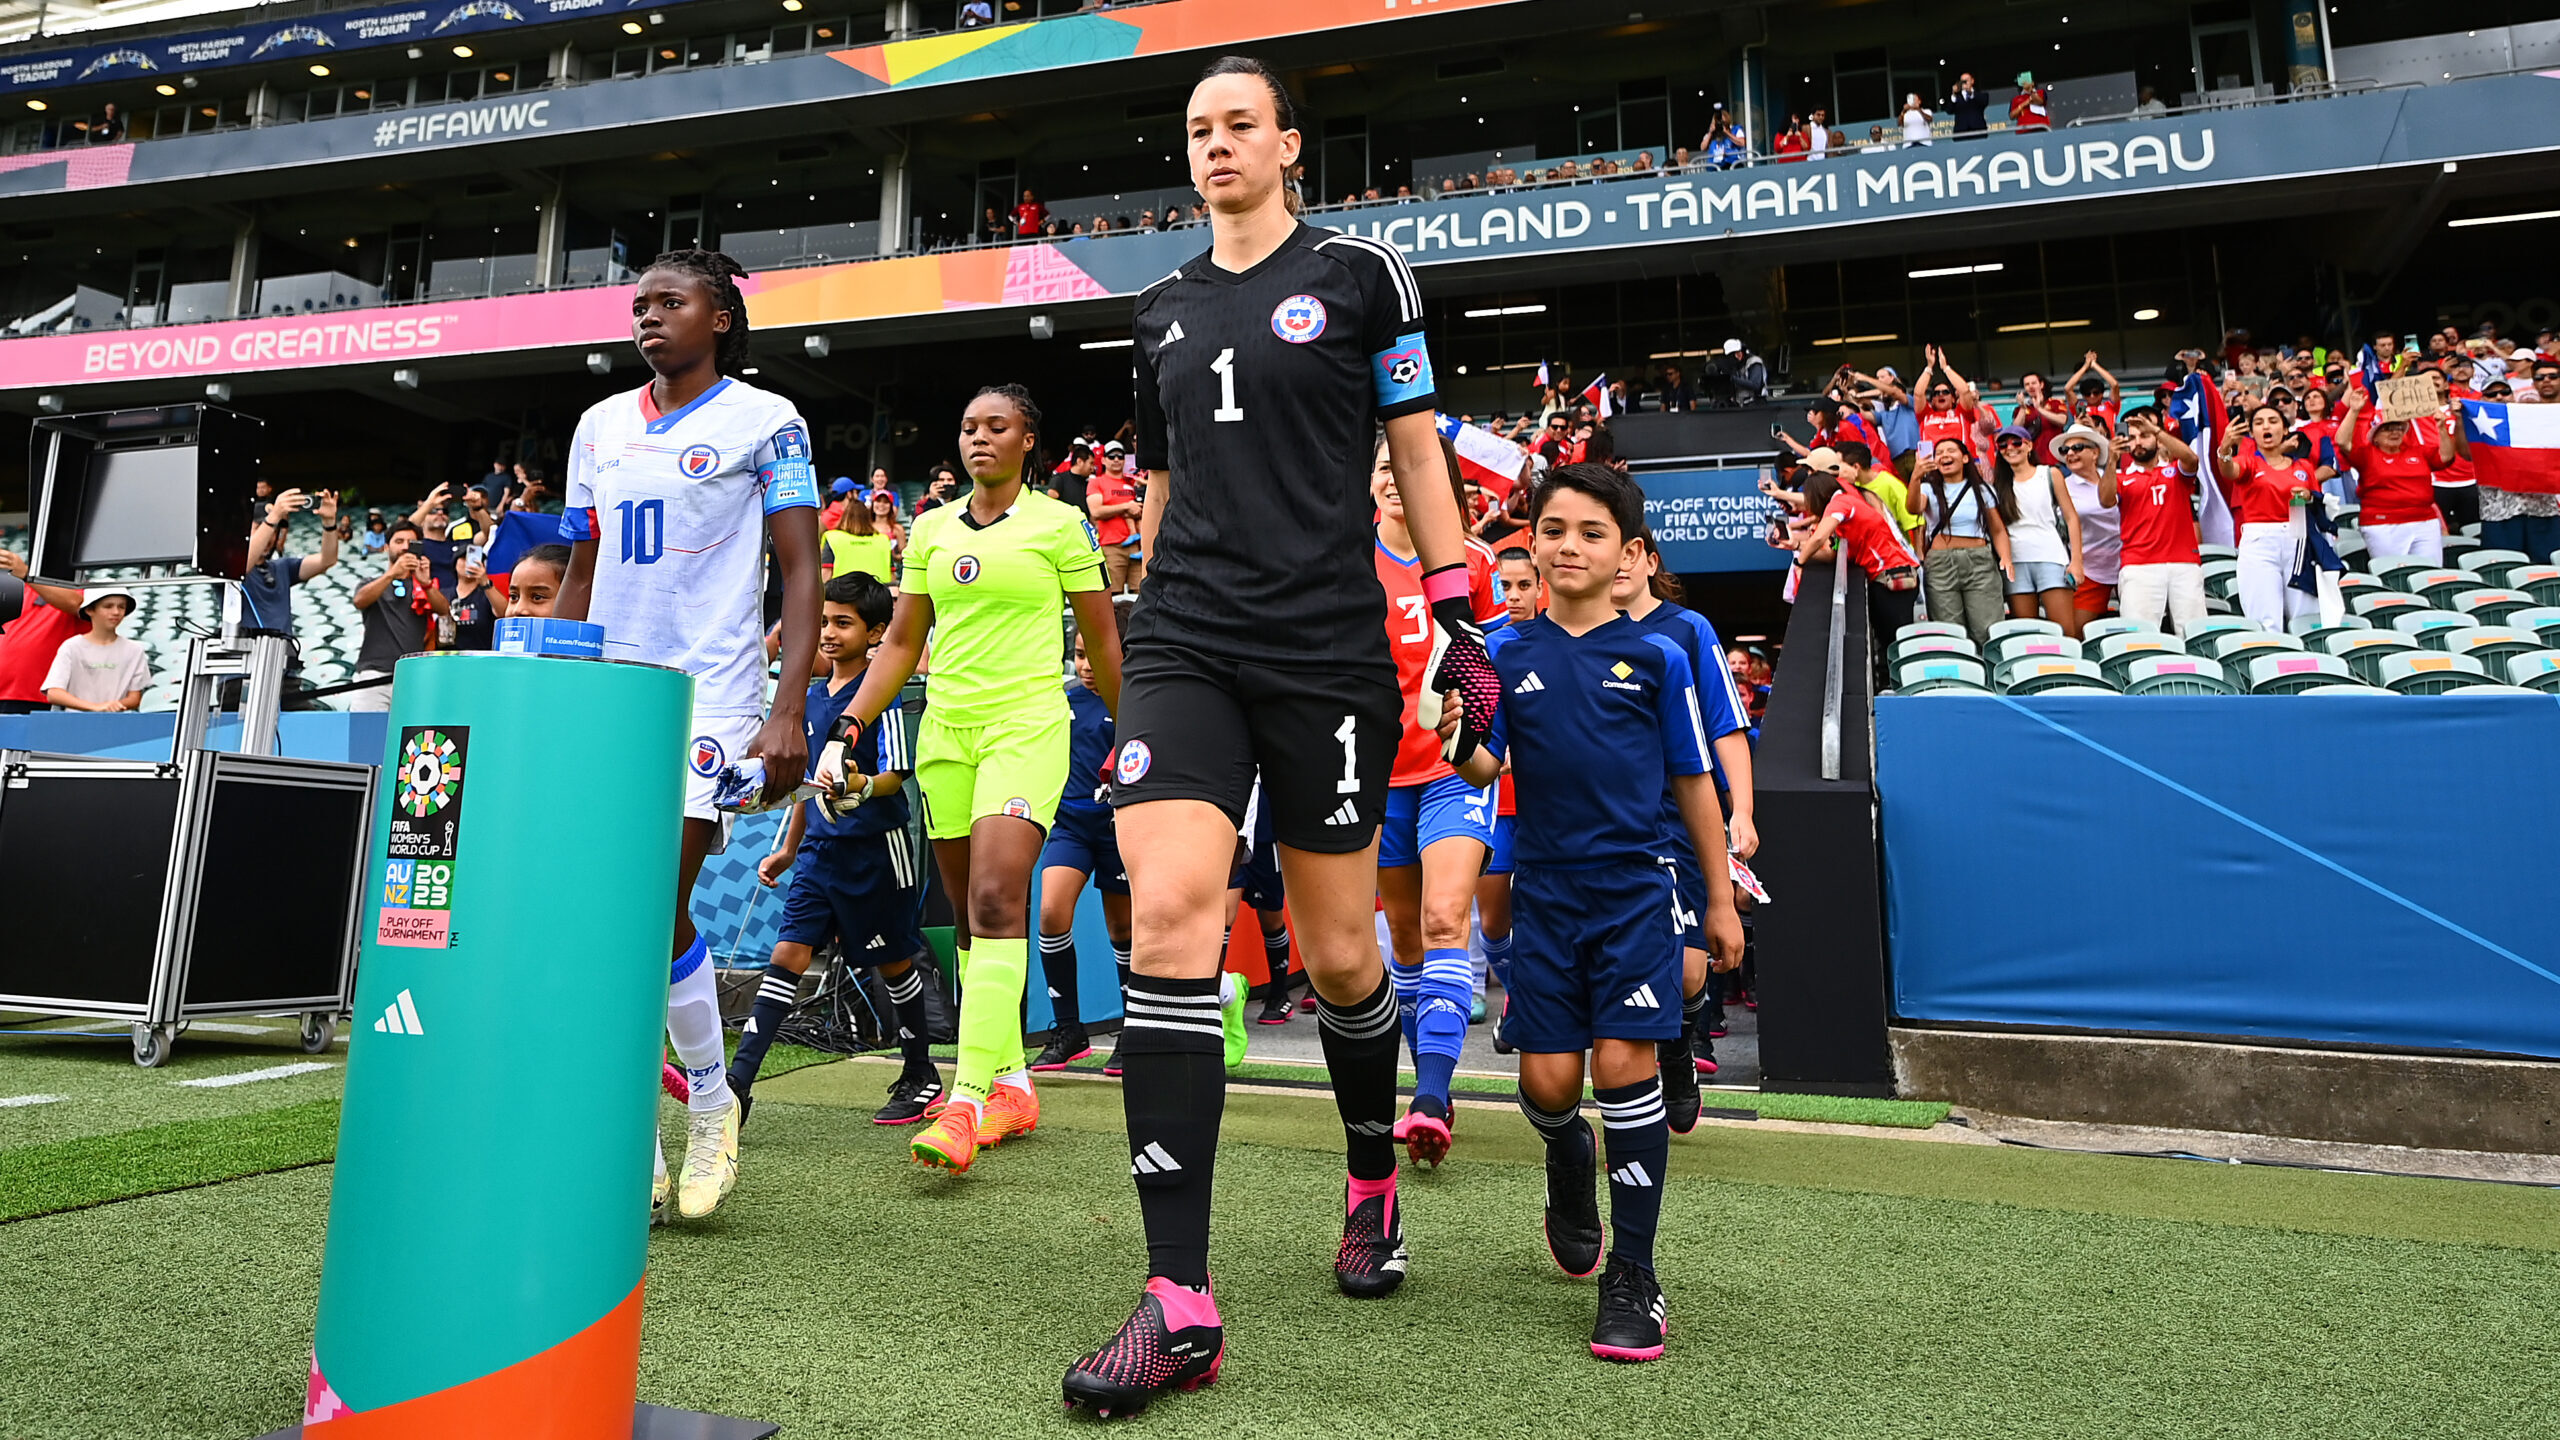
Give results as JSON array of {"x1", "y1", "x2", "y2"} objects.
[
  {"x1": 675, "y1": 1096, "x2": 741, "y2": 1220},
  {"x1": 911, "y1": 1099, "x2": 981, "y2": 1173},
  {"x1": 980, "y1": 1081, "x2": 1040, "y2": 1148}
]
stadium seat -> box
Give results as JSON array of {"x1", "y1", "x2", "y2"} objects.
[
  {"x1": 2123, "y1": 655, "x2": 2238, "y2": 695},
  {"x1": 2078, "y1": 616, "x2": 2147, "y2": 649},
  {"x1": 2440, "y1": 536, "x2": 2482, "y2": 570},
  {"x1": 2444, "y1": 626, "x2": 2542, "y2": 670},
  {"x1": 2318, "y1": 628, "x2": 2409, "y2": 657},
  {"x1": 2244, "y1": 652, "x2": 2356, "y2": 694},
  {"x1": 2329, "y1": 532, "x2": 2366, "y2": 567},
  {"x1": 2295, "y1": 684, "x2": 2388, "y2": 696},
  {"x1": 1987, "y1": 617, "x2": 2065, "y2": 642},
  {"x1": 2286, "y1": 610, "x2": 2372, "y2": 635},
  {"x1": 2351, "y1": 591, "x2": 2427, "y2": 619},
  {"x1": 2408, "y1": 570, "x2": 2478, "y2": 605},
  {"x1": 1900, "y1": 677, "x2": 1996, "y2": 695},
  {"x1": 2449, "y1": 588, "x2": 2537, "y2": 626},
  {"x1": 2329, "y1": 504, "x2": 2360, "y2": 528},
  {"x1": 1894, "y1": 622, "x2": 1971, "y2": 643},
  {"x1": 2198, "y1": 630, "x2": 2304, "y2": 661},
  {"x1": 2198, "y1": 543, "x2": 2239, "y2": 562},
  {"x1": 2369, "y1": 555, "x2": 2434, "y2": 590},
  {"x1": 2094, "y1": 632, "x2": 2183, "y2": 685},
  {"x1": 2004, "y1": 658, "x2": 2116, "y2": 695},
  {"x1": 1895, "y1": 655, "x2": 1988, "y2": 690},
  {"x1": 2463, "y1": 684, "x2": 2547, "y2": 695},
  {"x1": 2378, "y1": 651, "x2": 2492, "y2": 694},
  {"x1": 2335, "y1": 572, "x2": 2383, "y2": 596},
  {"x1": 2388, "y1": 610, "x2": 2481, "y2": 650},
  {"x1": 2203, "y1": 594, "x2": 2237, "y2": 615},
  {"x1": 2018, "y1": 679, "x2": 2119, "y2": 696},
  {"x1": 2186, "y1": 616, "x2": 2260, "y2": 639},
  {"x1": 1888, "y1": 633, "x2": 1978, "y2": 668},
  {"x1": 2463, "y1": 549, "x2": 2535, "y2": 587},
  {"x1": 1988, "y1": 634, "x2": 2076, "y2": 669},
  {"x1": 2293, "y1": 619, "x2": 2370, "y2": 650},
  {"x1": 2509, "y1": 607, "x2": 2560, "y2": 648},
  {"x1": 2507, "y1": 566, "x2": 2560, "y2": 607},
  {"x1": 2200, "y1": 559, "x2": 2240, "y2": 601},
  {"x1": 2329, "y1": 633, "x2": 2421, "y2": 684},
  {"x1": 2505, "y1": 652, "x2": 2560, "y2": 692}
]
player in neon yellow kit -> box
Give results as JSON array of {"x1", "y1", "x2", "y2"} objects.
[{"x1": 831, "y1": 384, "x2": 1123, "y2": 1170}]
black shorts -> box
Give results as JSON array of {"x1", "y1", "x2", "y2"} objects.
[
  {"x1": 1110, "y1": 641, "x2": 1400, "y2": 854},
  {"x1": 2434, "y1": 483, "x2": 2480, "y2": 530}
]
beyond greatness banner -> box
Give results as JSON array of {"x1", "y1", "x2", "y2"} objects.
[{"x1": 0, "y1": 0, "x2": 708, "y2": 97}]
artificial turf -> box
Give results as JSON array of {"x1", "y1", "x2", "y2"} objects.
[{"x1": 3, "y1": 1058, "x2": 2557, "y2": 1440}]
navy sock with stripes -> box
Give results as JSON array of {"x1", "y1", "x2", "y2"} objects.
[
  {"x1": 1317, "y1": 972, "x2": 1403, "y2": 1182},
  {"x1": 1596, "y1": 1077, "x2": 1669, "y2": 1272},
  {"x1": 881, "y1": 962, "x2": 936, "y2": 1081},
  {"x1": 1263, "y1": 926, "x2": 1295, "y2": 996},
  {"x1": 728, "y1": 965, "x2": 802, "y2": 1095},
  {"x1": 1120, "y1": 974, "x2": 1226, "y2": 1287},
  {"x1": 1038, "y1": 931, "x2": 1082, "y2": 1028}
]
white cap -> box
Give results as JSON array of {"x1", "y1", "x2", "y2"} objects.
[
  {"x1": 1723, "y1": 338, "x2": 1744, "y2": 354},
  {"x1": 80, "y1": 586, "x2": 138, "y2": 615}
]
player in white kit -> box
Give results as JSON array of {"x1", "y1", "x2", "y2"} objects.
[{"x1": 556, "y1": 248, "x2": 824, "y2": 1221}]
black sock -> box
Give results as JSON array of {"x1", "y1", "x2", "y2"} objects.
[
  {"x1": 1596, "y1": 1077, "x2": 1670, "y2": 1271},
  {"x1": 1120, "y1": 974, "x2": 1226, "y2": 1287},
  {"x1": 729, "y1": 966, "x2": 801, "y2": 1092},
  {"x1": 1262, "y1": 927, "x2": 1293, "y2": 996},
  {"x1": 882, "y1": 963, "x2": 935, "y2": 1080},
  {"x1": 1039, "y1": 930, "x2": 1083, "y2": 1029},
  {"x1": 1316, "y1": 972, "x2": 1401, "y2": 1182},
  {"x1": 1519, "y1": 1091, "x2": 1592, "y2": 1162},
  {"x1": 1672, "y1": 975, "x2": 1715, "y2": 1061}
]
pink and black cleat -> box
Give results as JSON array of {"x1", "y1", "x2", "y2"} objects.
[
  {"x1": 1335, "y1": 1173, "x2": 1410, "y2": 1298},
  {"x1": 1393, "y1": 1102, "x2": 1454, "y2": 1169},
  {"x1": 1062, "y1": 1277, "x2": 1225, "y2": 1419},
  {"x1": 661, "y1": 1061, "x2": 690, "y2": 1104},
  {"x1": 1590, "y1": 1257, "x2": 1668, "y2": 1362}
]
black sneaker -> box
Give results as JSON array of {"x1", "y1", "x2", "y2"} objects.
[
  {"x1": 1590, "y1": 1257, "x2": 1667, "y2": 1362},
  {"x1": 1691, "y1": 1029, "x2": 1719, "y2": 1077},
  {"x1": 872, "y1": 1072, "x2": 942, "y2": 1126},
  {"x1": 1335, "y1": 1178, "x2": 1409, "y2": 1298},
  {"x1": 1255, "y1": 988, "x2": 1295, "y2": 1025},
  {"x1": 1659, "y1": 1037, "x2": 1702, "y2": 1135},
  {"x1": 1101, "y1": 1032, "x2": 1125, "y2": 1078},
  {"x1": 1062, "y1": 1277, "x2": 1225, "y2": 1418},
  {"x1": 1543, "y1": 1124, "x2": 1605, "y2": 1278},
  {"x1": 1030, "y1": 1022, "x2": 1092, "y2": 1072}
]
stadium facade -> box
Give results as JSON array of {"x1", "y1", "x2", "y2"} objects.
[{"x1": 2, "y1": 0, "x2": 2556, "y2": 520}]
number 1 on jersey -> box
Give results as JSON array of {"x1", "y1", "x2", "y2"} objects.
[
  {"x1": 616, "y1": 498, "x2": 665, "y2": 565},
  {"x1": 1334, "y1": 714, "x2": 1359, "y2": 794},
  {"x1": 1211, "y1": 348, "x2": 1244, "y2": 423}
]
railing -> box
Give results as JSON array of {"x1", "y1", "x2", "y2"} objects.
[{"x1": 1821, "y1": 545, "x2": 1848, "y2": 782}]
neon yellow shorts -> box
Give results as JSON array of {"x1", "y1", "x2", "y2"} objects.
[{"x1": 915, "y1": 703, "x2": 1070, "y2": 841}]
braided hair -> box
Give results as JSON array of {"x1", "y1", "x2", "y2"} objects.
[
  {"x1": 972, "y1": 383, "x2": 1045, "y2": 484},
  {"x1": 641, "y1": 247, "x2": 753, "y2": 377}
]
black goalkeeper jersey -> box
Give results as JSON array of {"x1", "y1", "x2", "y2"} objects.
[{"x1": 1129, "y1": 221, "x2": 1437, "y2": 670}]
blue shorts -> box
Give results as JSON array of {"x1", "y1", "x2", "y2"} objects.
[
  {"x1": 1663, "y1": 849, "x2": 1705, "y2": 948},
  {"x1": 1378, "y1": 772, "x2": 1497, "y2": 870},
  {"x1": 778, "y1": 831, "x2": 927, "y2": 963},
  {"x1": 1485, "y1": 813, "x2": 1517, "y2": 876},
  {"x1": 1504, "y1": 861, "x2": 1686, "y2": 1053},
  {"x1": 2007, "y1": 559, "x2": 2072, "y2": 596},
  {"x1": 1040, "y1": 805, "x2": 1127, "y2": 895}
]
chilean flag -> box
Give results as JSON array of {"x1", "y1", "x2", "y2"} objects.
[
  {"x1": 2461, "y1": 400, "x2": 2560, "y2": 495},
  {"x1": 2356, "y1": 344, "x2": 2386, "y2": 401},
  {"x1": 2170, "y1": 368, "x2": 2236, "y2": 545},
  {"x1": 1438, "y1": 413, "x2": 1526, "y2": 496},
  {"x1": 1580, "y1": 373, "x2": 1615, "y2": 418},
  {"x1": 1534, "y1": 359, "x2": 1550, "y2": 388}
]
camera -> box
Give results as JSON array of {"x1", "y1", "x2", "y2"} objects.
[{"x1": 1768, "y1": 423, "x2": 1788, "y2": 441}]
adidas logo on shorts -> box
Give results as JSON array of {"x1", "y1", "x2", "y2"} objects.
[
  {"x1": 1327, "y1": 800, "x2": 1360, "y2": 826},
  {"x1": 865, "y1": 935, "x2": 886, "y2": 949},
  {"x1": 1514, "y1": 672, "x2": 1545, "y2": 694},
  {"x1": 1621, "y1": 984, "x2": 1662, "y2": 1009}
]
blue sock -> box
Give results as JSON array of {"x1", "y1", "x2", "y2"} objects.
[
  {"x1": 1412, "y1": 947, "x2": 1470, "y2": 1106},
  {"x1": 1596, "y1": 1077, "x2": 1670, "y2": 1272},
  {"x1": 1481, "y1": 929, "x2": 1513, "y2": 992},
  {"x1": 1388, "y1": 958, "x2": 1424, "y2": 1055}
]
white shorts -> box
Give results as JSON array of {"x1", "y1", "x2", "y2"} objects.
[
  {"x1": 2117, "y1": 563, "x2": 2208, "y2": 636},
  {"x1": 345, "y1": 670, "x2": 394, "y2": 714},
  {"x1": 2361, "y1": 519, "x2": 2443, "y2": 564},
  {"x1": 683, "y1": 712, "x2": 765, "y2": 844}
]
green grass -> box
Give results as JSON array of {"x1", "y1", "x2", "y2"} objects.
[
  {"x1": 0, "y1": 1100, "x2": 342, "y2": 1223},
  {"x1": 7, "y1": 1063, "x2": 2555, "y2": 1439}
]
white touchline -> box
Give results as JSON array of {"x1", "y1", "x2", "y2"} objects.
[
  {"x1": 176, "y1": 1062, "x2": 337, "y2": 1089},
  {"x1": 0, "y1": 1094, "x2": 68, "y2": 1107}
]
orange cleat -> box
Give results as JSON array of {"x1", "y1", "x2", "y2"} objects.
[
  {"x1": 911, "y1": 1099, "x2": 980, "y2": 1173},
  {"x1": 980, "y1": 1081, "x2": 1041, "y2": 1148}
]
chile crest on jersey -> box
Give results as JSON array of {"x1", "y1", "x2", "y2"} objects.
[{"x1": 1271, "y1": 294, "x2": 1327, "y2": 344}]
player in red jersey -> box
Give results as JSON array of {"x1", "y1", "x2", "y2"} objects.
[{"x1": 1370, "y1": 436, "x2": 1505, "y2": 1164}]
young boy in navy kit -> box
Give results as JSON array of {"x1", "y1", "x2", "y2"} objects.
[
  {"x1": 728, "y1": 572, "x2": 941, "y2": 1128},
  {"x1": 1439, "y1": 462, "x2": 1745, "y2": 1363}
]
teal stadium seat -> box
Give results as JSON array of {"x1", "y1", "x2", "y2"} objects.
[
  {"x1": 2505, "y1": 652, "x2": 2560, "y2": 692},
  {"x1": 2507, "y1": 566, "x2": 2560, "y2": 607},
  {"x1": 2199, "y1": 630, "x2": 2303, "y2": 661},
  {"x1": 1887, "y1": 633, "x2": 1977, "y2": 669},
  {"x1": 1895, "y1": 655, "x2": 1988, "y2": 690},
  {"x1": 2388, "y1": 609, "x2": 2481, "y2": 650},
  {"x1": 2328, "y1": 632, "x2": 2422, "y2": 684},
  {"x1": 2295, "y1": 684, "x2": 2387, "y2": 696},
  {"x1": 2463, "y1": 549, "x2": 2535, "y2": 587},
  {"x1": 2408, "y1": 570, "x2": 2478, "y2": 606},
  {"x1": 2198, "y1": 543, "x2": 2240, "y2": 563},
  {"x1": 2351, "y1": 591, "x2": 2427, "y2": 620},
  {"x1": 2509, "y1": 606, "x2": 2560, "y2": 649},
  {"x1": 2440, "y1": 536, "x2": 2482, "y2": 570},
  {"x1": 1987, "y1": 617, "x2": 2064, "y2": 642},
  {"x1": 2094, "y1": 632, "x2": 2183, "y2": 685},
  {"x1": 2369, "y1": 555, "x2": 2434, "y2": 590},
  {"x1": 2004, "y1": 658, "x2": 2116, "y2": 695},
  {"x1": 2444, "y1": 626, "x2": 2542, "y2": 670},
  {"x1": 2123, "y1": 654, "x2": 2238, "y2": 695},
  {"x1": 1893, "y1": 622, "x2": 1972, "y2": 643},
  {"x1": 2449, "y1": 588, "x2": 2536, "y2": 626},
  {"x1": 2077, "y1": 616, "x2": 2146, "y2": 650},
  {"x1": 2245, "y1": 652, "x2": 2356, "y2": 694},
  {"x1": 2378, "y1": 651, "x2": 2492, "y2": 694},
  {"x1": 1988, "y1": 633, "x2": 2076, "y2": 670}
]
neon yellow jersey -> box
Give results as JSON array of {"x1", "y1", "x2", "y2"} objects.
[
  {"x1": 822, "y1": 529, "x2": 895, "y2": 584},
  {"x1": 902, "y1": 490, "x2": 1105, "y2": 727}
]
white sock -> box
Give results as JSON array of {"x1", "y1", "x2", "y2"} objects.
[
  {"x1": 667, "y1": 937, "x2": 731, "y2": 1113},
  {"x1": 996, "y1": 1070, "x2": 1034, "y2": 1095},
  {"x1": 1468, "y1": 914, "x2": 1490, "y2": 998}
]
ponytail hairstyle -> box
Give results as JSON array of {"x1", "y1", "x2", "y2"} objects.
[
  {"x1": 1632, "y1": 531, "x2": 1686, "y2": 604},
  {"x1": 972, "y1": 382, "x2": 1046, "y2": 485},
  {"x1": 643, "y1": 247, "x2": 753, "y2": 377}
]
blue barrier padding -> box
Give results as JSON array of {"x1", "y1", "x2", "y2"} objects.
[
  {"x1": 0, "y1": 710, "x2": 388, "y2": 764},
  {"x1": 1876, "y1": 694, "x2": 2560, "y2": 1058}
]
